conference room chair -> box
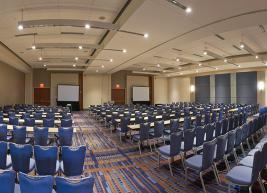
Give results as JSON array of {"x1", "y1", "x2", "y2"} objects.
[
  {"x1": 226, "y1": 150, "x2": 265, "y2": 193},
  {"x1": 61, "y1": 119, "x2": 72, "y2": 127},
  {"x1": 183, "y1": 116, "x2": 192, "y2": 130},
  {"x1": 34, "y1": 145, "x2": 59, "y2": 176},
  {"x1": 205, "y1": 123, "x2": 215, "y2": 142},
  {"x1": 213, "y1": 133, "x2": 228, "y2": 183},
  {"x1": 9, "y1": 117, "x2": 19, "y2": 126},
  {"x1": 13, "y1": 126, "x2": 31, "y2": 144},
  {"x1": 224, "y1": 129, "x2": 237, "y2": 171},
  {"x1": 24, "y1": 118, "x2": 35, "y2": 127},
  {"x1": 60, "y1": 145, "x2": 86, "y2": 177},
  {"x1": 21, "y1": 113, "x2": 31, "y2": 119},
  {"x1": 132, "y1": 122, "x2": 152, "y2": 154},
  {"x1": 204, "y1": 112, "x2": 210, "y2": 125},
  {"x1": 147, "y1": 114, "x2": 155, "y2": 123},
  {"x1": 43, "y1": 118, "x2": 55, "y2": 128},
  {"x1": 158, "y1": 132, "x2": 183, "y2": 176},
  {"x1": 19, "y1": 172, "x2": 55, "y2": 193},
  {"x1": 34, "y1": 112, "x2": 42, "y2": 120},
  {"x1": 184, "y1": 139, "x2": 218, "y2": 193},
  {"x1": 0, "y1": 170, "x2": 19, "y2": 193},
  {"x1": 233, "y1": 115, "x2": 239, "y2": 129},
  {"x1": 135, "y1": 116, "x2": 144, "y2": 124},
  {"x1": 9, "y1": 143, "x2": 35, "y2": 174},
  {"x1": 0, "y1": 115, "x2": 3, "y2": 124},
  {"x1": 228, "y1": 116, "x2": 234, "y2": 131},
  {"x1": 214, "y1": 121, "x2": 222, "y2": 138},
  {"x1": 0, "y1": 141, "x2": 12, "y2": 169},
  {"x1": 150, "y1": 120, "x2": 165, "y2": 147},
  {"x1": 46, "y1": 112, "x2": 55, "y2": 119},
  {"x1": 234, "y1": 127, "x2": 245, "y2": 158},
  {"x1": 164, "y1": 119, "x2": 179, "y2": 136},
  {"x1": 116, "y1": 117, "x2": 130, "y2": 142},
  {"x1": 218, "y1": 111, "x2": 223, "y2": 121},
  {"x1": 62, "y1": 113, "x2": 71, "y2": 120},
  {"x1": 55, "y1": 176, "x2": 95, "y2": 193},
  {"x1": 211, "y1": 111, "x2": 217, "y2": 123},
  {"x1": 0, "y1": 124, "x2": 12, "y2": 141},
  {"x1": 193, "y1": 126, "x2": 205, "y2": 154},
  {"x1": 222, "y1": 118, "x2": 229, "y2": 135},
  {"x1": 180, "y1": 129, "x2": 195, "y2": 163},
  {"x1": 8, "y1": 112, "x2": 15, "y2": 117},
  {"x1": 34, "y1": 127, "x2": 50, "y2": 146},
  {"x1": 194, "y1": 114, "x2": 202, "y2": 127},
  {"x1": 58, "y1": 127, "x2": 73, "y2": 146}
]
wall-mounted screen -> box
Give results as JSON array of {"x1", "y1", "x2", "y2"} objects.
[
  {"x1": 132, "y1": 86, "x2": 150, "y2": 101},
  {"x1": 57, "y1": 85, "x2": 79, "y2": 102}
]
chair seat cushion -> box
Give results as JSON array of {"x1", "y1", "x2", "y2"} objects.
[
  {"x1": 29, "y1": 158, "x2": 35, "y2": 172},
  {"x1": 7, "y1": 136, "x2": 12, "y2": 141},
  {"x1": 226, "y1": 166, "x2": 252, "y2": 185},
  {"x1": 185, "y1": 155, "x2": 203, "y2": 171},
  {"x1": 248, "y1": 149, "x2": 259, "y2": 156},
  {"x1": 25, "y1": 137, "x2": 31, "y2": 144},
  {"x1": 132, "y1": 134, "x2": 140, "y2": 142},
  {"x1": 239, "y1": 156, "x2": 253, "y2": 168},
  {"x1": 6, "y1": 155, "x2": 12, "y2": 169},
  {"x1": 158, "y1": 145, "x2": 170, "y2": 157}
]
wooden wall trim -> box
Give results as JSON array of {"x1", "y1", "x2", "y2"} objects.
[{"x1": 79, "y1": 72, "x2": 83, "y2": 110}]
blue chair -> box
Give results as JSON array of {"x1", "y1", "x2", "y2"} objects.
[
  {"x1": 19, "y1": 172, "x2": 55, "y2": 193},
  {"x1": 185, "y1": 139, "x2": 218, "y2": 193},
  {"x1": 58, "y1": 127, "x2": 73, "y2": 146},
  {"x1": 132, "y1": 123, "x2": 152, "y2": 154},
  {"x1": 193, "y1": 126, "x2": 205, "y2": 153},
  {"x1": 34, "y1": 145, "x2": 59, "y2": 175},
  {"x1": 61, "y1": 119, "x2": 72, "y2": 127},
  {"x1": 24, "y1": 118, "x2": 35, "y2": 127},
  {"x1": 181, "y1": 129, "x2": 195, "y2": 162},
  {"x1": 150, "y1": 120, "x2": 165, "y2": 146},
  {"x1": 34, "y1": 112, "x2": 42, "y2": 120},
  {"x1": 183, "y1": 116, "x2": 192, "y2": 130},
  {"x1": 0, "y1": 170, "x2": 17, "y2": 193},
  {"x1": 46, "y1": 113, "x2": 55, "y2": 119},
  {"x1": 158, "y1": 132, "x2": 183, "y2": 176},
  {"x1": 0, "y1": 141, "x2": 12, "y2": 169},
  {"x1": 222, "y1": 118, "x2": 228, "y2": 134},
  {"x1": 9, "y1": 143, "x2": 35, "y2": 174},
  {"x1": 60, "y1": 146, "x2": 86, "y2": 177},
  {"x1": 214, "y1": 121, "x2": 222, "y2": 137},
  {"x1": 116, "y1": 117, "x2": 130, "y2": 142},
  {"x1": 205, "y1": 123, "x2": 215, "y2": 142},
  {"x1": 21, "y1": 113, "x2": 30, "y2": 119},
  {"x1": 13, "y1": 126, "x2": 31, "y2": 144},
  {"x1": 224, "y1": 129, "x2": 237, "y2": 171},
  {"x1": 0, "y1": 116, "x2": 3, "y2": 124},
  {"x1": 56, "y1": 176, "x2": 95, "y2": 193},
  {"x1": 195, "y1": 114, "x2": 202, "y2": 127},
  {"x1": 0, "y1": 124, "x2": 12, "y2": 141},
  {"x1": 43, "y1": 118, "x2": 54, "y2": 128},
  {"x1": 9, "y1": 117, "x2": 19, "y2": 126},
  {"x1": 34, "y1": 127, "x2": 49, "y2": 146}
]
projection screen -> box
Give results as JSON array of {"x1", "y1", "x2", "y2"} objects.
[
  {"x1": 57, "y1": 85, "x2": 79, "y2": 102},
  {"x1": 132, "y1": 86, "x2": 150, "y2": 101}
]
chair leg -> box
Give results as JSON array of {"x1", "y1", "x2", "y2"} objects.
[
  {"x1": 185, "y1": 167, "x2": 188, "y2": 181},
  {"x1": 258, "y1": 176, "x2": 266, "y2": 193},
  {"x1": 249, "y1": 185, "x2": 253, "y2": 193},
  {"x1": 213, "y1": 163, "x2": 221, "y2": 184},
  {"x1": 240, "y1": 143, "x2": 246, "y2": 157},
  {"x1": 168, "y1": 158, "x2": 173, "y2": 176},
  {"x1": 200, "y1": 171, "x2": 207, "y2": 193},
  {"x1": 180, "y1": 153, "x2": 185, "y2": 170},
  {"x1": 119, "y1": 133, "x2": 122, "y2": 142},
  {"x1": 247, "y1": 138, "x2": 251, "y2": 150},
  {"x1": 224, "y1": 156, "x2": 230, "y2": 171},
  {"x1": 138, "y1": 141, "x2": 142, "y2": 155},
  {"x1": 149, "y1": 140, "x2": 153, "y2": 152},
  {"x1": 252, "y1": 135, "x2": 256, "y2": 146},
  {"x1": 158, "y1": 153, "x2": 160, "y2": 168},
  {"x1": 233, "y1": 149, "x2": 239, "y2": 164}
]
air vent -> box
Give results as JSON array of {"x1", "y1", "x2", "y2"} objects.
[
  {"x1": 15, "y1": 33, "x2": 37, "y2": 37},
  {"x1": 259, "y1": 25, "x2": 266, "y2": 33},
  {"x1": 214, "y1": 34, "x2": 225, "y2": 40},
  {"x1": 232, "y1": 45, "x2": 241, "y2": 51},
  {"x1": 193, "y1": 53, "x2": 203, "y2": 57},
  {"x1": 61, "y1": 32, "x2": 84, "y2": 35},
  {"x1": 154, "y1": 55, "x2": 163, "y2": 58},
  {"x1": 164, "y1": 67, "x2": 175, "y2": 71},
  {"x1": 172, "y1": 48, "x2": 182, "y2": 52}
]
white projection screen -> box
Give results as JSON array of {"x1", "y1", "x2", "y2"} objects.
[
  {"x1": 132, "y1": 86, "x2": 150, "y2": 101},
  {"x1": 57, "y1": 85, "x2": 79, "y2": 102}
]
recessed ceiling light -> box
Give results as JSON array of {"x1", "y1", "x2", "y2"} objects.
[
  {"x1": 157, "y1": 64, "x2": 160, "y2": 67},
  {"x1": 32, "y1": 45, "x2": 36, "y2": 50},
  {"x1": 255, "y1": 55, "x2": 259, "y2": 59},
  {"x1": 109, "y1": 59, "x2": 113, "y2": 62},
  {"x1": 78, "y1": 45, "x2": 83, "y2": 50},
  {"x1": 203, "y1": 51, "x2": 207, "y2": 55},
  {"x1": 238, "y1": 65, "x2": 241, "y2": 68},
  {"x1": 180, "y1": 72, "x2": 183, "y2": 75},
  {"x1": 163, "y1": 70, "x2": 166, "y2": 73},
  {"x1": 167, "y1": 74, "x2": 170, "y2": 77},
  {"x1": 96, "y1": 69, "x2": 99, "y2": 72},
  {"x1": 101, "y1": 65, "x2": 104, "y2": 68},
  {"x1": 178, "y1": 67, "x2": 182, "y2": 70},
  {"x1": 38, "y1": 57, "x2": 42, "y2": 61},
  {"x1": 215, "y1": 67, "x2": 218, "y2": 70},
  {"x1": 122, "y1": 49, "x2": 127, "y2": 53},
  {"x1": 224, "y1": 59, "x2": 228, "y2": 63},
  {"x1": 176, "y1": 58, "x2": 180, "y2": 62},
  {"x1": 43, "y1": 64, "x2": 46, "y2": 67},
  {"x1": 17, "y1": 24, "x2": 23, "y2": 31},
  {"x1": 198, "y1": 63, "x2": 202, "y2": 66},
  {"x1": 143, "y1": 67, "x2": 146, "y2": 71},
  {"x1": 240, "y1": 44, "x2": 244, "y2": 49},
  {"x1": 85, "y1": 24, "x2": 91, "y2": 29},
  {"x1": 144, "y1": 33, "x2": 149, "y2": 38},
  {"x1": 73, "y1": 64, "x2": 76, "y2": 67},
  {"x1": 75, "y1": 57, "x2": 79, "y2": 61},
  {"x1": 185, "y1": 7, "x2": 192, "y2": 13},
  {"x1": 196, "y1": 69, "x2": 199, "y2": 73}
]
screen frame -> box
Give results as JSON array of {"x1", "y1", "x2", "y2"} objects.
[{"x1": 57, "y1": 84, "x2": 80, "y2": 102}]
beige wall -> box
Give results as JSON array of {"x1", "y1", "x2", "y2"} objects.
[
  {"x1": 168, "y1": 77, "x2": 191, "y2": 103},
  {"x1": 154, "y1": 77, "x2": 168, "y2": 104},
  {"x1": 50, "y1": 73, "x2": 79, "y2": 106},
  {"x1": 25, "y1": 71, "x2": 33, "y2": 104},
  {"x1": 126, "y1": 75, "x2": 149, "y2": 104},
  {"x1": 83, "y1": 74, "x2": 111, "y2": 108},
  {"x1": 0, "y1": 61, "x2": 25, "y2": 106},
  {"x1": 33, "y1": 69, "x2": 51, "y2": 88}
]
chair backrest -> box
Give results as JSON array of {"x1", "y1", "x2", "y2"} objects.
[
  {"x1": 170, "y1": 132, "x2": 183, "y2": 156},
  {"x1": 135, "y1": 116, "x2": 144, "y2": 124},
  {"x1": 0, "y1": 170, "x2": 16, "y2": 193},
  {"x1": 233, "y1": 115, "x2": 239, "y2": 129},
  {"x1": 215, "y1": 133, "x2": 227, "y2": 161},
  {"x1": 55, "y1": 176, "x2": 95, "y2": 193},
  {"x1": 215, "y1": 121, "x2": 222, "y2": 137},
  {"x1": 234, "y1": 127, "x2": 242, "y2": 147},
  {"x1": 19, "y1": 172, "x2": 54, "y2": 193},
  {"x1": 34, "y1": 127, "x2": 49, "y2": 146},
  {"x1": 183, "y1": 117, "x2": 191, "y2": 130},
  {"x1": 120, "y1": 117, "x2": 130, "y2": 133},
  {"x1": 211, "y1": 112, "x2": 217, "y2": 123},
  {"x1": 195, "y1": 126, "x2": 205, "y2": 147},
  {"x1": 0, "y1": 124, "x2": 7, "y2": 141},
  {"x1": 251, "y1": 150, "x2": 262, "y2": 184},
  {"x1": 222, "y1": 118, "x2": 228, "y2": 134},
  {"x1": 10, "y1": 143, "x2": 33, "y2": 173},
  {"x1": 24, "y1": 118, "x2": 35, "y2": 127},
  {"x1": 218, "y1": 111, "x2": 223, "y2": 121},
  {"x1": 154, "y1": 120, "x2": 164, "y2": 138},
  {"x1": 204, "y1": 113, "x2": 210, "y2": 125},
  {"x1": 226, "y1": 130, "x2": 236, "y2": 154},
  {"x1": 205, "y1": 123, "x2": 215, "y2": 141},
  {"x1": 195, "y1": 114, "x2": 202, "y2": 127},
  {"x1": 13, "y1": 126, "x2": 27, "y2": 144},
  {"x1": 0, "y1": 141, "x2": 8, "y2": 169},
  {"x1": 34, "y1": 145, "x2": 58, "y2": 175},
  {"x1": 34, "y1": 112, "x2": 42, "y2": 120},
  {"x1": 0, "y1": 116, "x2": 3, "y2": 124},
  {"x1": 43, "y1": 118, "x2": 54, "y2": 128},
  {"x1": 58, "y1": 127, "x2": 73, "y2": 146},
  {"x1": 139, "y1": 123, "x2": 150, "y2": 141},
  {"x1": 9, "y1": 117, "x2": 19, "y2": 126},
  {"x1": 46, "y1": 113, "x2": 55, "y2": 119},
  {"x1": 62, "y1": 146, "x2": 86, "y2": 177},
  {"x1": 228, "y1": 117, "x2": 234, "y2": 131},
  {"x1": 61, "y1": 119, "x2": 72, "y2": 127},
  {"x1": 202, "y1": 138, "x2": 217, "y2": 170},
  {"x1": 241, "y1": 123, "x2": 249, "y2": 141},
  {"x1": 183, "y1": 129, "x2": 195, "y2": 151},
  {"x1": 170, "y1": 119, "x2": 179, "y2": 133}
]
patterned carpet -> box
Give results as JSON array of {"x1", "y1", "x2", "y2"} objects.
[{"x1": 71, "y1": 111, "x2": 265, "y2": 193}]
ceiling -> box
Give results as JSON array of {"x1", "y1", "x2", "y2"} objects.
[{"x1": 0, "y1": 0, "x2": 267, "y2": 76}]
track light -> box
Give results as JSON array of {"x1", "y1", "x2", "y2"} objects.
[
  {"x1": 180, "y1": 72, "x2": 183, "y2": 75},
  {"x1": 144, "y1": 33, "x2": 149, "y2": 38},
  {"x1": 203, "y1": 51, "x2": 207, "y2": 55},
  {"x1": 73, "y1": 64, "x2": 76, "y2": 67},
  {"x1": 75, "y1": 57, "x2": 79, "y2": 61},
  {"x1": 122, "y1": 49, "x2": 127, "y2": 53},
  {"x1": 32, "y1": 45, "x2": 36, "y2": 50},
  {"x1": 198, "y1": 63, "x2": 202, "y2": 66},
  {"x1": 78, "y1": 45, "x2": 83, "y2": 50},
  {"x1": 185, "y1": 7, "x2": 192, "y2": 13},
  {"x1": 38, "y1": 57, "x2": 42, "y2": 61},
  {"x1": 255, "y1": 55, "x2": 259, "y2": 59},
  {"x1": 43, "y1": 64, "x2": 46, "y2": 67},
  {"x1": 176, "y1": 58, "x2": 180, "y2": 62},
  {"x1": 101, "y1": 65, "x2": 104, "y2": 68},
  {"x1": 240, "y1": 44, "x2": 244, "y2": 49},
  {"x1": 109, "y1": 59, "x2": 113, "y2": 62},
  {"x1": 85, "y1": 24, "x2": 91, "y2": 29},
  {"x1": 17, "y1": 24, "x2": 23, "y2": 31}
]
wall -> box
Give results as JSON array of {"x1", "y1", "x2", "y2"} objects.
[
  {"x1": 25, "y1": 71, "x2": 33, "y2": 104},
  {"x1": 111, "y1": 70, "x2": 127, "y2": 89},
  {"x1": 50, "y1": 73, "x2": 79, "y2": 106},
  {"x1": 195, "y1": 76, "x2": 210, "y2": 104},
  {"x1": 0, "y1": 61, "x2": 25, "y2": 106},
  {"x1": 83, "y1": 74, "x2": 111, "y2": 108},
  {"x1": 33, "y1": 68, "x2": 51, "y2": 88},
  {"x1": 215, "y1": 74, "x2": 231, "y2": 104},
  {"x1": 126, "y1": 75, "x2": 149, "y2": 104},
  {"x1": 154, "y1": 77, "x2": 168, "y2": 104},
  {"x1": 168, "y1": 77, "x2": 191, "y2": 103}
]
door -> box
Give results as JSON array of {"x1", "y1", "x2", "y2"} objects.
[{"x1": 34, "y1": 88, "x2": 50, "y2": 106}]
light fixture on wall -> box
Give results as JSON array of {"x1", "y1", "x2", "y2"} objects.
[
  {"x1": 258, "y1": 81, "x2": 264, "y2": 91},
  {"x1": 190, "y1": 85, "x2": 195, "y2": 93}
]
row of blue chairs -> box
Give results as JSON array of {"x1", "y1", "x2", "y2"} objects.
[
  {"x1": 0, "y1": 171, "x2": 94, "y2": 193},
  {"x1": 0, "y1": 142, "x2": 86, "y2": 177},
  {"x1": 0, "y1": 124, "x2": 73, "y2": 146},
  {"x1": 2, "y1": 111, "x2": 71, "y2": 120}
]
